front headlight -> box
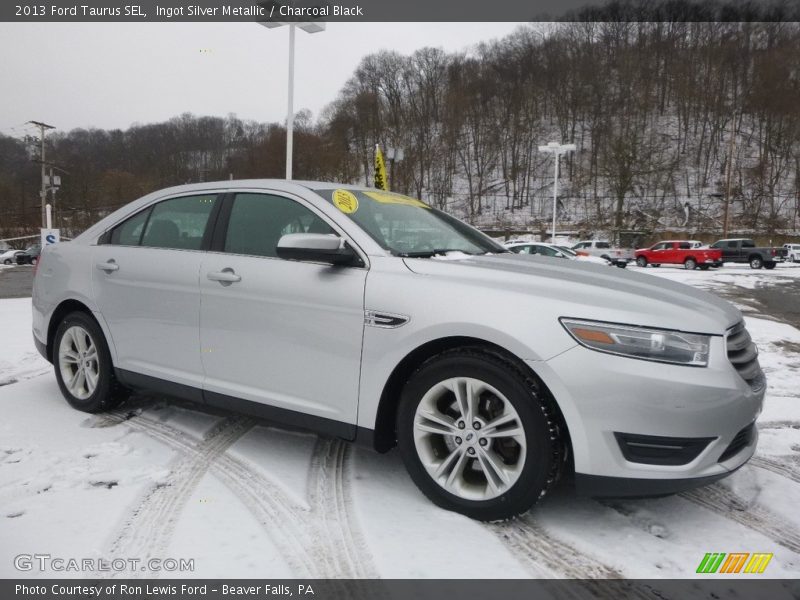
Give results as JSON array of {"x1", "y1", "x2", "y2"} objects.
[{"x1": 560, "y1": 318, "x2": 710, "y2": 367}]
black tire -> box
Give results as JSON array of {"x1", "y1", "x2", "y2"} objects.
[
  {"x1": 616, "y1": 261, "x2": 627, "y2": 268},
  {"x1": 396, "y1": 347, "x2": 565, "y2": 521},
  {"x1": 699, "y1": 265, "x2": 710, "y2": 271},
  {"x1": 684, "y1": 258, "x2": 697, "y2": 270},
  {"x1": 635, "y1": 256, "x2": 648, "y2": 268},
  {"x1": 653, "y1": 264, "x2": 661, "y2": 267},
  {"x1": 749, "y1": 256, "x2": 763, "y2": 269},
  {"x1": 764, "y1": 262, "x2": 776, "y2": 270},
  {"x1": 3, "y1": 259, "x2": 11, "y2": 265},
  {"x1": 31, "y1": 257, "x2": 38, "y2": 266},
  {"x1": 53, "y1": 311, "x2": 127, "y2": 413}
]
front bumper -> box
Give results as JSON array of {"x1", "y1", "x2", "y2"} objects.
[{"x1": 530, "y1": 335, "x2": 764, "y2": 490}]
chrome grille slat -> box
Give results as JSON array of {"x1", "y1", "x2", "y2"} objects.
[
  {"x1": 726, "y1": 322, "x2": 763, "y2": 392},
  {"x1": 728, "y1": 345, "x2": 758, "y2": 365}
]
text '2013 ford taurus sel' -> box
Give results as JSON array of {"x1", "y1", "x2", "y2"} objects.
[{"x1": 32, "y1": 180, "x2": 764, "y2": 520}]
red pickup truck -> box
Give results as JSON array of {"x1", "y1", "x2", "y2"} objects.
[{"x1": 635, "y1": 241, "x2": 723, "y2": 270}]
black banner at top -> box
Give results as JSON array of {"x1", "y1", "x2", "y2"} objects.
[{"x1": 3, "y1": 0, "x2": 800, "y2": 22}]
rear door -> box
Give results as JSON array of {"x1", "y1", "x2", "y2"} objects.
[
  {"x1": 198, "y1": 191, "x2": 367, "y2": 435},
  {"x1": 92, "y1": 193, "x2": 220, "y2": 391}
]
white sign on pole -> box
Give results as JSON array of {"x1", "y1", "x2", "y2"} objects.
[{"x1": 41, "y1": 228, "x2": 60, "y2": 246}]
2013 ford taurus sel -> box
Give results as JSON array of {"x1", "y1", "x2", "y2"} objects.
[{"x1": 32, "y1": 180, "x2": 764, "y2": 520}]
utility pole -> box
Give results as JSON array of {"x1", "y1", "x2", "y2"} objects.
[
  {"x1": 28, "y1": 120, "x2": 56, "y2": 228},
  {"x1": 723, "y1": 114, "x2": 737, "y2": 238}
]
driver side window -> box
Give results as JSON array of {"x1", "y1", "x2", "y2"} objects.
[{"x1": 224, "y1": 193, "x2": 335, "y2": 258}]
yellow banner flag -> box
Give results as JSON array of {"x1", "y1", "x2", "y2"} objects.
[{"x1": 374, "y1": 144, "x2": 389, "y2": 191}]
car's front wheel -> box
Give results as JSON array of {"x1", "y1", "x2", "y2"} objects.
[
  {"x1": 3, "y1": 259, "x2": 11, "y2": 265},
  {"x1": 684, "y1": 258, "x2": 697, "y2": 270},
  {"x1": 53, "y1": 312, "x2": 126, "y2": 413},
  {"x1": 397, "y1": 348, "x2": 564, "y2": 521}
]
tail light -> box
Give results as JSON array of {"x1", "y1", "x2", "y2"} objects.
[
  {"x1": 32, "y1": 254, "x2": 41, "y2": 277},
  {"x1": 576, "y1": 251, "x2": 589, "y2": 257}
]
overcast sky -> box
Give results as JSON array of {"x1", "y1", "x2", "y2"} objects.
[{"x1": 0, "y1": 22, "x2": 523, "y2": 138}]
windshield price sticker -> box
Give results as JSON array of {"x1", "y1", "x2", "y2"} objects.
[{"x1": 333, "y1": 189, "x2": 359, "y2": 214}]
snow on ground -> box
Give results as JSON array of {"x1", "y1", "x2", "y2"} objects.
[{"x1": 0, "y1": 267, "x2": 799, "y2": 580}]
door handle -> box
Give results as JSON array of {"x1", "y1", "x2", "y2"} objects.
[
  {"x1": 96, "y1": 260, "x2": 119, "y2": 272},
  {"x1": 207, "y1": 269, "x2": 241, "y2": 284}
]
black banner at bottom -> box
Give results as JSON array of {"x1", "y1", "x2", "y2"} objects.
[{"x1": 3, "y1": 579, "x2": 800, "y2": 600}]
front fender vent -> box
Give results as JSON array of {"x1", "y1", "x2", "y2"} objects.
[{"x1": 364, "y1": 310, "x2": 410, "y2": 329}]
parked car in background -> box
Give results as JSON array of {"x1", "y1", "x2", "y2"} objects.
[
  {"x1": 571, "y1": 240, "x2": 633, "y2": 268},
  {"x1": 710, "y1": 239, "x2": 786, "y2": 270},
  {"x1": 635, "y1": 241, "x2": 723, "y2": 270},
  {"x1": 505, "y1": 241, "x2": 609, "y2": 265},
  {"x1": 15, "y1": 244, "x2": 41, "y2": 265},
  {"x1": 1, "y1": 249, "x2": 25, "y2": 265},
  {"x1": 783, "y1": 243, "x2": 800, "y2": 263},
  {"x1": 554, "y1": 245, "x2": 611, "y2": 266},
  {"x1": 32, "y1": 180, "x2": 764, "y2": 520}
]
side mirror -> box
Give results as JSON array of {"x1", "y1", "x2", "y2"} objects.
[{"x1": 276, "y1": 233, "x2": 359, "y2": 266}]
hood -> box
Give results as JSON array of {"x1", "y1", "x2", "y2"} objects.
[{"x1": 403, "y1": 253, "x2": 741, "y2": 335}]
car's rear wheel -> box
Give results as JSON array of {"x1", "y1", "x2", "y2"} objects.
[
  {"x1": 635, "y1": 256, "x2": 648, "y2": 268},
  {"x1": 397, "y1": 348, "x2": 564, "y2": 521},
  {"x1": 684, "y1": 258, "x2": 697, "y2": 270},
  {"x1": 749, "y1": 256, "x2": 763, "y2": 269},
  {"x1": 699, "y1": 265, "x2": 710, "y2": 270},
  {"x1": 764, "y1": 262, "x2": 776, "y2": 270},
  {"x1": 54, "y1": 312, "x2": 126, "y2": 413},
  {"x1": 3, "y1": 259, "x2": 11, "y2": 265}
]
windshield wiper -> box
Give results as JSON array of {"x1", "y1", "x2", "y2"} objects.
[{"x1": 399, "y1": 249, "x2": 475, "y2": 258}]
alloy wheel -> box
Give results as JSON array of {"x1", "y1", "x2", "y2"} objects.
[
  {"x1": 58, "y1": 325, "x2": 100, "y2": 400},
  {"x1": 412, "y1": 377, "x2": 527, "y2": 501}
]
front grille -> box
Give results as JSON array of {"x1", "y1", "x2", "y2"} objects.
[
  {"x1": 726, "y1": 322, "x2": 765, "y2": 392},
  {"x1": 718, "y1": 422, "x2": 756, "y2": 462},
  {"x1": 614, "y1": 432, "x2": 714, "y2": 466}
]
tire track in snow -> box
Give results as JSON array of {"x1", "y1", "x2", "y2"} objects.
[
  {"x1": 487, "y1": 517, "x2": 665, "y2": 599},
  {"x1": 680, "y1": 483, "x2": 800, "y2": 554},
  {"x1": 103, "y1": 415, "x2": 254, "y2": 576},
  {"x1": 307, "y1": 437, "x2": 378, "y2": 578},
  {"x1": 487, "y1": 517, "x2": 619, "y2": 578},
  {"x1": 103, "y1": 413, "x2": 320, "y2": 576},
  {"x1": 750, "y1": 455, "x2": 800, "y2": 485},
  {"x1": 103, "y1": 411, "x2": 377, "y2": 578}
]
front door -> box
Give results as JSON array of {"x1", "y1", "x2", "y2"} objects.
[{"x1": 199, "y1": 192, "x2": 367, "y2": 435}]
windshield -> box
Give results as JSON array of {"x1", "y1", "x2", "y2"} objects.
[{"x1": 318, "y1": 189, "x2": 505, "y2": 257}]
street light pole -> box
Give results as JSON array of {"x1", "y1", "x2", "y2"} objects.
[
  {"x1": 259, "y1": 18, "x2": 325, "y2": 180},
  {"x1": 538, "y1": 142, "x2": 576, "y2": 242},
  {"x1": 286, "y1": 23, "x2": 295, "y2": 180}
]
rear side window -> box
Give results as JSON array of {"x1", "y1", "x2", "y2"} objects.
[
  {"x1": 140, "y1": 195, "x2": 217, "y2": 250},
  {"x1": 741, "y1": 239, "x2": 756, "y2": 248},
  {"x1": 109, "y1": 208, "x2": 151, "y2": 246},
  {"x1": 679, "y1": 242, "x2": 690, "y2": 249},
  {"x1": 224, "y1": 193, "x2": 334, "y2": 258},
  {"x1": 595, "y1": 242, "x2": 611, "y2": 249}
]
